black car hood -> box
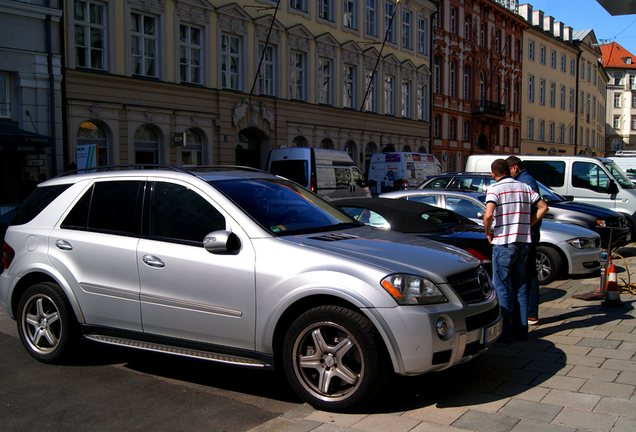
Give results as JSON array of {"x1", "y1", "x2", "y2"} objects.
[{"x1": 549, "y1": 200, "x2": 622, "y2": 218}]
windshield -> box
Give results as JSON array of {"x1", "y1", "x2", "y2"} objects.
[
  {"x1": 602, "y1": 161, "x2": 636, "y2": 189},
  {"x1": 537, "y1": 182, "x2": 565, "y2": 202},
  {"x1": 211, "y1": 178, "x2": 360, "y2": 235}
]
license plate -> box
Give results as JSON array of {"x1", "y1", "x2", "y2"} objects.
[{"x1": 483, "y1": 318, "x2": 503, "y2": 344}]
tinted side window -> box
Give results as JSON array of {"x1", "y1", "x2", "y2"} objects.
[
  {"x1": 572, "y1": 162, "x2": 609, "y2": 193},
  {"x1": 149, "y1": 182, "x2": 225, "y2": 244},
  {"x1": 524, "y1": 161, "x2": 565, "y2": 188},
  {"x1": 423, "y1": 177, "x2": 453, "y2": 189},
  {"x1": 269, "y1": 160, "x2": 309, "y2": 186},
  {"x1": 12, "y1": 184, "x2": 72, "y2": 226}
]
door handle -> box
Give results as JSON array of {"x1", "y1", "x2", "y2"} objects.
[
  {"x1": 142, "y1": 255, "x2": 165, "y2": 268},
  {"x1": 55, "y1": 239, "x2": 73, "y2": 251}
]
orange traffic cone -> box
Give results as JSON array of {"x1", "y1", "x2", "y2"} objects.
[{"x1": 602, "y1": 264, "x2": 625, "y2": 307}]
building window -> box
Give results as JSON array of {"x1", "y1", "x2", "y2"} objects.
[
  {"x1": 632, "y1": 93, "x2": 636, "y2": 108},
  {"x1": 0, "y1": 74, "x2": 9, "y2": 118},
  {"x1": 480, "y1": 23, "x2": 486, "y2": 47},
  {"x1": 614, "y1": 116, "x2": 621, "y2": 129},
  {"x1": 527, "y1": 117, "x2": 534, "y2": 140},
  {"x1": 528, "y1": 75, "x2": 534, "y2": 102},
  {"x1": 382, "y1": 2, "x2": 395, "y2": 43},
  {"x1": 528, "y1": 39, "x2": 535, "y2": 60},
  {"x1": 593, "y1": 69, "x2": 598, "y2": 85},
  {"x1": 631, "y1": 117, "x2": 636, "y2": 130},
  {"x1": 366, "y1": 0, "x2": 378, "y2": 36},
  {"x1": 291, "y1": 0, "x2": 308, "y2": 12},
  {"x1": 449, "y1": 118, "x2": 456, "y2": 140},
  {"x1": 569, "y1": 88, "x2": 575, "y2": 112},
  {"x1": 131, "y1": 12, "x2": 157, "y2": 77},
  {"x1": 630, "y1": 75, "x2": 636, "y2": 90},
  {"x1": 560, "y1": 85, "x2": 566, "y2": 110},
  {"x1": 433, "y1": 115, "x2": 440, "y2": 138},
  {"x1": 434, "y1": 55, "x2": 441, "y2": 94},
  {"x1": 505, "y1": 35, "x2": 510, "y2": 57},
  {"x1": 550, "y1": 82, "x2": 556, "y2": 107},
  {"x1": 364, "y1": 70, "x2": 376, "y2": 112},
  {"x1": 615, "y1": 93, "x2": 621, "y2": 108},
  {"x1": 513, "y1": 82, "x2": 519, "y2": 112},
  {"x1": 449, "y1": 61, "x2": 456, "y2": 98},
  {"x1": 417, "y1": 83, "x2": 428, "y2": 121},
  {"x1": 580, "y1": 91, "x2": 585, "y2": 113},
  {"x1": 550, "y1": 49, "x2": 556, "y2": 68},
  {"x1": 615, "y1": 73, "x2": 621, "y2": 86},
  {"x1": 592, "y1": 96, "x2": 596, "y2": 118},
  {"x1": 318, "y1": 0, "x2": 333, "y2": 21},
  {"x1": 463, "y1": 65, "x2": 470, "y2": 100},
  {"x1": 539, "y1": 120, "x2": 545, "y2": 141},
  {"x1": 549, "y1": 122, "x2": 555, "y2": 142},
  {"x1": 134, "y1": 124, "x2": 160, "y2": 164},
  {"x1": 182, "y1": 129, "x2": 203, "y2": 167},
  {"x1": 479, "y1": 72, "x2": 485, "y2": 101},
  {"x1": 464, "y1": 14, "x2": 471, "y2": 40},
  {"x1": 587, "y1": 64, "x2": 591, "y2": 82},
  {"x1": 503, "y1": 127, "x2": 509, "y2": 146},
  {"x1": 495, "y1": 30, "x2": 500, "y2": 53},
  {"x1": 180, "y1": 24, "x2": 202, "y2": 84},
  {"x1": 343, "y1": 64, "x2": 356, "y2": 108},
  {"x1": 513, "y1": 128, "x2": 519, "y2": 147},
  {"x1": 402, "y1": 10, "x2": 412, "y2": 49},
  {"x1": 344, "y1": 0, "x2": 357, "y2": 29},
  {"x1": 401, "y1": 80, "x2": 412, "y2": 118},
  {"x1": 78, "y1": 120, "x2": 108, "y2": 165},
  {"x1": 450, "y1": 7, "x2": 457, "y2": 34},
  {"x1": 384, "y1": 75, "x2": 395, "y2": 115},
  {"x1": 258, "y1": 44, "x2": 275, "y2": 96},
  {"x1": 540, "y1": 45, "x2": 546, "y2": 65},
  {"x1": 290, "y1": 51, "x2": 305, "y2": 100},
  {"x1": 570, "y1": 58, "x2": 575, "y2": 75},
  {"x1": 561, "y1": 54, "x2": 566, "y2": 72},
  {"x1": 318, "y1": 58, "x2": 332, "y2": 105},
  {"x1": 515, "y1": 40, "x2": 520, "y2": 61},
  {"x1": 559, "y1": 124, "x2": 565, "y2": 143},
  {"x1": 74, "y1": 0, "x2": 106, "y2": 70},
  {"x1": 417, "y1": 16, "x2": 428, "y2": 55},
  {"x1": 463, "y1": 120, "x2": 470, "y2": 141},
  {"x1": 539, "y1": 79, "x2": 546, "y2": 105},
  {"x1": 221, "y1": 34, "x2": 241, "y2": 90}
]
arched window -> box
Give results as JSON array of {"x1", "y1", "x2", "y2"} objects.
[
  {"x1": 365, "y1": 142, "x2": 377, "y2": 173},
  {"x1": 418, "y1": 146, "x2": 427, "y2": 153},
  {"x1": 320, "y1": 138, "x2": 334, "y2": 149},
  {"x1": 78, "y1": 121, "x2": 108, "y2": 166},
  {"x1": 182, "y1": 128, "x2": 203, "y2": 167},
  {"x1": 344, "y1": 140, "x2": 358, "y2": 164},
  {"x1": 134, "y1": 124, "x2": 160, "y2": 164},
  {"x1": 402, "y1": 145, "x2": 412, "y2": 152},
  {"x1": 291, "y1": 136, "x2": 309, "y2": 147}
]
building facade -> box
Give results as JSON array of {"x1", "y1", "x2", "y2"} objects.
[
  {"x1": 0, "y1": 0, "x2": 63, "y2": 207},
  {"x1": 62, "y1": 0, "x2": 437, "y2": 176},
  {"x1": 600, "y1": 42, "x2": 636, "y2": 154},
  {"x1": 518, "y1": 5, "x2": 579, "y2": 156},
  {"x1": 432, "y1": 0, "x2": 527, "y2": 172}
]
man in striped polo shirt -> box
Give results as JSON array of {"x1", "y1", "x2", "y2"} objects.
[{"x1": 484, "y1": 159, "x2": 548, "y2": 342}]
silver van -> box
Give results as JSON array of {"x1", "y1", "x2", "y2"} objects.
[
  {"x1": 267, "y1": 148, "x2": 371, "y2": 201},
  {"x1": 466, "y1": 154, "x2": 636, "y2": 235}
]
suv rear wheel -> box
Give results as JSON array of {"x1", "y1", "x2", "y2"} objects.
[
  {"x1": 282, "y1": 305, "x2": 388, "y2": 412},
  {"x1": 17, "y1": 282, "x2": 77, "y2": 363}
]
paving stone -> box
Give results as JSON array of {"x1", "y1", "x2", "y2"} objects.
[
  {"x1": 615, "y1": 371, "x2": 636, "y2": 386},
  {"x1": 539, "y1": 335, "x2": 583, "y2": 346},
  {"x1": 497, "y1": 399, "x2": 562, "y2": 422},
  {"x1": 559, "y1": 354, "x2": 605, "y2": 368},
  {"x1": 617, "y1": 341, "x2": 636, "y2": 351},
  {"x1": 278, "y1": 419, "x2": 324, "y2": 432},
  {"x1": 460, "y1": 377, "x2": 503, "y2": 394},
  {"x1": 509, "y1": 418, "x2": 577, "y2": 432},
  {"x1": 577, "y1": 338, "x2": 622, "y2": 349},
  {"x1": 445, "y1": 391, "x2": 510, "y2": 413},
  {"x1": 594, "y1": 397, "x2": 636, "y2": 417},
  {"x1": 312, "y1": 425, "x2": 364, "y2": 432},
  {"x1": 553, "y1": 407, "x2": 619, "y2": 432},
  {"x1": 579, "y1": 380, "x2": 636, "y2": 400},
  {"x1": 531, "y1": 374, "x2": 586, "y2": 392},
  {"x1": 349, "y1": 414, "x2": 420, "y2": 432},
  {"x1": 451, "y1": 410, "x2": 519, "y2": 432},
  {"x1": 600, "y1": 358, "x2": 636, "y2": 372},
  {"x1": 609, "y1": 416, "x2": 636, "y2": 432},
  {"x1": 588, "y1": 348, "x2": 635, "y2": 360},
  {"x1": 483, "y1": 355, "x2": 532, "y2": 369},
  {"x1": 491, "y1": 383, "x2": 550, "y2": 402},
  {"x1": 567, "y1": 365, "x2": 619, "y2": 382},
  {"x1": 485, "y1": 367, "x2": 540, "y2": 385},
  {"x1": 409, "y1": 423, "x2": 471, "y2": 432},
  {"x1": 402, "y1": 405, "x2": 468, "y2": 426},
  {"x1": 594, "y1": 323, "x2": 636, "y2": 333},
  {"x1": 516, "y1": 349, "x2": 564, "y2": 363},
  {"x1": 541, "y1": 389, "x2": 601, "y2": 411},
  {"x1": 606, "y1": 332, "x2": 636, "y2": 343},
  {"x1": 305, "y1": 412, "x2": 368, "y2": 428},
  {"x1": 547, "y1": 344, "x2": 592, "y2": 356},
  {"x1": 522, "y1": 360, "x2": 571, "y2": 376}
]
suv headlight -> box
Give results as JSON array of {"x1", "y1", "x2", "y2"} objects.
[
  {"x1": 381, "y1": 274, "x2": 448, "y2": 305},
  {"x1": 567, "y1": 237, "x2": 596, "y2": 249}
]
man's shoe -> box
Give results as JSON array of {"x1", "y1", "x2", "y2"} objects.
[{"x1": 528, "y1": 318, "x2": 539, "y2": 326}]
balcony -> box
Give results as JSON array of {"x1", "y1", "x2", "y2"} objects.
[{"x1": 473, "y1": 100, "x2": 506, "y2": 119}]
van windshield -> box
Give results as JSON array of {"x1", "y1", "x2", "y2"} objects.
[{"x1": 602, "y1": 161, "x2": 636, "y2": 189}]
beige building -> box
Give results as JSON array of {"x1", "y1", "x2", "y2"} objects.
[
  {"x1": 62, "y1": 0, "x2": 437, "y2": 174},
  {"x1": 518, "y1": 4, "x2": 607, "y2": 157}
]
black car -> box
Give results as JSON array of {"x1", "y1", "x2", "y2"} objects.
[
  {"x1": 336, "y1": 198, "x2": 492, "y2": 272},
  {"x1": 419, "y1": 173, "x2": 631, "y2": 249}
]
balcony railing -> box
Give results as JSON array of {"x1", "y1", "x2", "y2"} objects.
[{"x1": 473, "y1": 100, "x2": 506, "y2": 118}]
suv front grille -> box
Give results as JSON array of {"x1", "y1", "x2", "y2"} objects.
[{"x1": 447, "y1": 266, "x2": 491, "y2": 304}]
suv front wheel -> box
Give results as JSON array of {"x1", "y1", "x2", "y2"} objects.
[
  {"x1": 282, "y1": 305, "x2": 388, "y2": 412},
  {"x1": 17, "y1": 282, "x2": 77, "y2": 363}
]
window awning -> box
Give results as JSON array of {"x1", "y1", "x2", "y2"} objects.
[{"x1": 0, "y1": 123, "x2": 51, "y2": 153}]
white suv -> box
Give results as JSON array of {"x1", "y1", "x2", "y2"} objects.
[{"x1": 0, "y1": 166, "x2": 501, "y2": 412}]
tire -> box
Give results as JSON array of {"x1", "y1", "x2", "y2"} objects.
[
  {"x1": 17, "y1": 282, "x2": 78, "y2": 363},
  {"x1": 282, "y1": 305, "x2": 389, "y2": 412},
  {"x1": 536, "y1": 246, "x2": 562, "y2": 285}
]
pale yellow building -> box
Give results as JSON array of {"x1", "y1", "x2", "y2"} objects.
[{"x1": 62, "y1": 0, "x2": 437, "y2": 174}]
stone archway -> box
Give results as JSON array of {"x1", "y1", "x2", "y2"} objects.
[{"x1": 236, "y1": 127, "x2": 270, "y2": 169}]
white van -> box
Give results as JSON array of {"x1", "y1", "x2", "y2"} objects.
[
  {"x1": 266, "y1": 147, "x2": 371, "y2": 201},
  {"x1": 465, "y1": 154, "x2": 636, "y2": 234},
  {"x1": 609, "y1": 150, "x2": 636, "y2": 174},
  {"x1": 368, "y1": 152, "x2": 442, "y2": 194}
]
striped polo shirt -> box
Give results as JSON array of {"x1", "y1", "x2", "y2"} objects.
[{"x1": 485, "y1": 176, "x2": 541, "y2": 245}]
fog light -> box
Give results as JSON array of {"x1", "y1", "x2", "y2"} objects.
[
  {"x1": 436, "y1": 316, "x2": 453, "y2": 340},
  {"x1": 437, "y1": 320, "x2": 448, "y2": 337}
]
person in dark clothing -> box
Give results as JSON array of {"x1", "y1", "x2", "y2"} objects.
[{"x1": 507, "y1": 156, "x2": 542, "y2": 326}]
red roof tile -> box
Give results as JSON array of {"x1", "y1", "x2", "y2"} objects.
[{"x1": 600, "y1": 42, "x2": 636, "y2": 69}]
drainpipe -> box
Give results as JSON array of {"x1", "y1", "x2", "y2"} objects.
[
  {"x1": 574, "y1": 48, "x2": 582, "y2": 156},
  {"x1": 45, "y1": 0, "x2": 58, "y2": 176},
  {"x1": 429, "y1": 0, "x2": 440, "y2": 154}
]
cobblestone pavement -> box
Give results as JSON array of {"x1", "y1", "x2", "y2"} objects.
[{"x1": 249, "y1": 247, "x2": 636, "y2": 432}]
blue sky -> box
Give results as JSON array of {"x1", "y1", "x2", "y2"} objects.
[{"x1": 525, "y1": 0, "x2": 636, "y2": 54}]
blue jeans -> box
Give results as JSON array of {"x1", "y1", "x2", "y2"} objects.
[
  {"x1": 492, "y1": 242, "x2": 529, "y2": 340},
  {"x1": 524, "y1": 235, "x2": 540, "y2": 320}
]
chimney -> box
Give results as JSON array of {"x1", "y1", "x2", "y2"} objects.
[
  {"x1": 554, "y1": 21, "x2": 564, "y2": 39},
  {"x1": 518, "y1": 3, "x2": 532, "y2": 22},
  {"x1": 543, "y1": 15, "x2": 554, "y2": 34},
  {"x1": 532, "y1": 10, "x2": 544, "y2": 27},
  {"x1": 563, "y1": 26, "x2": 573, "y2": 43}
]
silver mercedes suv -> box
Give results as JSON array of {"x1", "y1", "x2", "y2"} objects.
[{"x1": 0, "y1": 166, "x2": 501, "y2": 412}]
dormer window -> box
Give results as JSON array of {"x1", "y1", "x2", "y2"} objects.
[{"x1": 625, "y1": 57, "x2": 632, "y2": 64}]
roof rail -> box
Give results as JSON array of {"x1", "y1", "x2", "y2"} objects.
[
  {"x1": 187, "y1": 165, "x2": 270, "y2": 174},
  {"x1": 614, "y1": 150, "x2": 636, "y2": 157}
]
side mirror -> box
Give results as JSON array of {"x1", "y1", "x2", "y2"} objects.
[
  {"x1": 203, "y1": 230, "x2": 241, "y2": 253},
  {"x1": 476, "y1": 211, "x2": 484, "y2": 219},
  {"x1": 607, "y1": 180, "x2": 619, "y2": 195}
]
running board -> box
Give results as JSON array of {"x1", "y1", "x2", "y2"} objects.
[{"x1": 84, "y1": 334, "x2": 268, "y2": 368}]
